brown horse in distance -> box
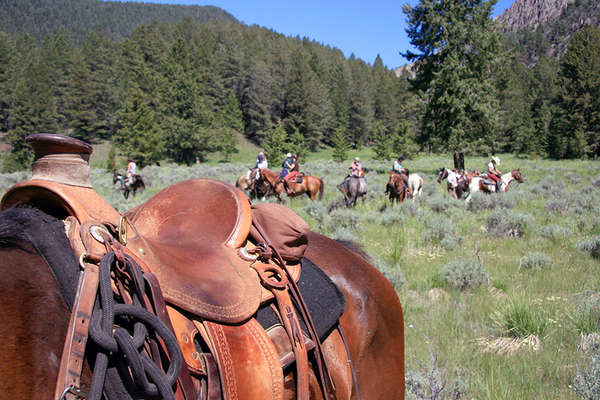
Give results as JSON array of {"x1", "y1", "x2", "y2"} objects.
[
  {"x1": 259, "y1": 168, "x2": 324, "y2": 201},
  {"x1": 0, "y1": 207, "x2": 405, "y2": 400},
  {"x1": 385, "y1": 171, "x2": 411, "y2": 203}
]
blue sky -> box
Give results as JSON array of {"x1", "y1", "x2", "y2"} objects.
[{"x1": 116, "y1": 0, "x2": 515, "y2": 69}]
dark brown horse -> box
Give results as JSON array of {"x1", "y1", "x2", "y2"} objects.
[
  {"x1": 259, "y1": 168, "x2": 324, "y2": 202},
  {"x1": 0, "y1": 207, "x2": 404, "y2": 400}
]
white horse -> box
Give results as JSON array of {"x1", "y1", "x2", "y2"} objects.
[
  {"x1": 408, "y1": 173, "x2": 423, "y2": 200},
  {"x1": 465, "y1": 169, "x2": 524, "y2": 203}
]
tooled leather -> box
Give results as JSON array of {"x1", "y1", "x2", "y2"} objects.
[
  {"x1": 246, "y1": 319, "x2": 284, "y2": 400},
  {"x1": 124, "y1": 179, "x2": 262, "y2": 323},
  {"x1": 205, "y1": 322, "x2": 237, "y2": 400}
]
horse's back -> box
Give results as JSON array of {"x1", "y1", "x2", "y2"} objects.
[{"x1": 305, "y1": 232, "x2": 405, "y2": 399}]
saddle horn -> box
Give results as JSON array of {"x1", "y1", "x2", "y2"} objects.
[{"x1": 25, "y1": 133, "x2": 93, "y2": 188}]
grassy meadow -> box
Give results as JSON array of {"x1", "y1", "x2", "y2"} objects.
[{"x1": 1, "y1": 150, "x2": 600, "y2": 399}]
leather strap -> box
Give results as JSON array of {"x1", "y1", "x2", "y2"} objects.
[
  {"x1": 145, "y1": 273, "x2": 200, "y2": 400},
  {"x1": 252, "y1": 262, "x2": 310, "y2": 399},
  {"x1": 54, "y1": 261, "x2": 99, "y2": 400}
]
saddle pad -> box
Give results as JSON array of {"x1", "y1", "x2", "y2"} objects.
[
  {"x1": 255, "y1": 257, "x2": 346, "y2": 341},
  {"x1": 124, "y1": 179, "x2": 260, "y2": 323}
]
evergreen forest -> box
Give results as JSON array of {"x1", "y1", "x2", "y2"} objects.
[{"x1": 0, "y1": 0, "x2": 599, "y2": 172}]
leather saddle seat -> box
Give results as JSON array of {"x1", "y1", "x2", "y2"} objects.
[{"x1": 124, "y1": 179, "x2": 263, "y2": 323}]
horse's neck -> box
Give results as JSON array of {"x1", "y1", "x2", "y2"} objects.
[{"x1": 501, "y1": 173, "x2": 513, "y2": 190}]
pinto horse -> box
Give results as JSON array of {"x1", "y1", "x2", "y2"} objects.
[
  {"x1": 465, "y1": 169, "x2": 524, "y2": 203},
  {"x1": 236, "y1": 168, "x2": 271, "y2": 200},
  {"x1": 0, "y1": 206, "x2": 405, "y2": 400},
  {"x1": 258, "y1": 168, "x2": 324, "y2": 202},
  {"x1": 113, "y1": 171, "x2": 145, "y2": 199}
]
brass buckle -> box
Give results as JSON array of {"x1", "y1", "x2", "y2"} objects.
[{"x1": 118, "y1": 215, "x2": 128, "y2": 246}]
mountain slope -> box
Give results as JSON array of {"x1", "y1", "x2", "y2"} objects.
[
  {"x1": 497, "y1": 0, "x2": 600, "y2": 63},
  {"x1": 0, "y1": 0, "x2": 238, "y2": 42}
]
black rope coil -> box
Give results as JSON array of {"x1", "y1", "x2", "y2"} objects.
[{"x1": 87, "y1": 252, "x2": 182, "y2": 400}]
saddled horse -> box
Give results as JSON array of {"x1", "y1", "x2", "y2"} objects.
[
  {"x1": 0, "y1": 133, "x2": 405, "y2": 400},
  {"x1": 437, "y1": 168, "x2": 480, "y2": 199},
  {"x1": 337, "y1": 176, "x2": 367, "y2": 207},
  {"x1": 236, "y1": 168, "x2": 271, "y2": 200},
  {"x1": 385, "y1": 171, "x2": 411, "y2": 203},
  {"x1": 258, "y1": 168, "x2": 324, "y2": 202},
  {"x1": 465, "y1": 169, "x2": 524, "y2": 203},
  {"x1": 113, "y1": 171, "x2": 145, "y2": 199}
]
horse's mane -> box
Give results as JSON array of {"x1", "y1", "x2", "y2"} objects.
[
  {"x1": 0, "y1": 206, "x2": 79, "y2": 308},
  {"x1": 335, "y1": 239, "x2": 371, "y2": 262}
]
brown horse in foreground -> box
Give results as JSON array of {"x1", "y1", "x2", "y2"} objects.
[
  {"x1": 259, "y1": 168, "x2": 324, "y2": 201},
  {"x1": 0, "y1": 207, "x2": 404, "y2": 400}
]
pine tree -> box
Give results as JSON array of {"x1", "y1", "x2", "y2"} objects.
[
  {"x1": 403, "y1": 0, "x2": 503, "y2": 153},
  {"x1": 3, "y1": 58, "x2": 59, "y2": 172},
  {"x1": 263, "y1": 121, "x2": 288, "y2": 165},
  {"x1": 332, "y1": 125, "x2": 350, "y2": 162},
  {"x1": 372, "y1": 120, "x2": 393, "y2": 160},
  {"x1": 115, "y1": 87, "x2": 164, "y2": 167},
  {"x1": 550, "y1": 24, "x2": 600, "y2": 159},
  {"x1": 64, "y1": 49, "x2": 100, "y2": 142},
  {"x1": 290, "y1": 128, "x2": 307, "y2": 158}
]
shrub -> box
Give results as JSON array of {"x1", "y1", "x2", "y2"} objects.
[
  {"x1": 488, "y1": 192, "x2": 517, "y2": 209},
  {"x1": 424, "y1": 215, "x2": 461, "y2": 245},
  {"x1": 425, "y1": 194, "x2": 450, "y2": 213},
  {"x1": 328, "y1": 208, "x2": 360, "y2": 230},
  {"x1": 545, "y1": 198, "x2": 569, "y2": 213},
  {"x1": 466, "y1": 191, "x2": 488, "y2": 211},
  {"x1": 577, "y1": 236, "x2": 600, "y2": 259},
  {"x1": 573, "y1": 295, "x2": 600, "y2": 334},
  {"x1": 592, "y1": 174, "x2": 600, "y2": 188},
  {"x1": 302, "y1": 202, "x2": 326, "y2": 224},
  {"x1": 486, "y1": 210, "x2": 533, "y2": 237},
  {"x1": 372, "y1": 258, "x2": 406, "y2": 290},
  {"x1": 540, "y1": 224, "x2": 572, "y2": 240},
  {"x1": 330, "y1": 226, "x2": 355, "y2": 241},
  {"x1": 380, "y1": 208, "x2": 406, "y2": 226},
  {"x1": 573, "y1": 349, "x2": 600, "y2": 399},
  {"x1": 519, "y1": 252, "x2": 551, "y2": 270},
  {"x1": 565, "y1": 172, "x2": 582, "y2": 184},
  {"x1": 492, "y1": 299, "x2": 548, "y2": 338},
  {"x1": 441, "y1": 259, "x2": 489, "y2": 290}
]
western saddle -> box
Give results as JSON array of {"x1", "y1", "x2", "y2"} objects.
[{"x1": 1, "y1": 134, "x2": 340, "y2": 400}]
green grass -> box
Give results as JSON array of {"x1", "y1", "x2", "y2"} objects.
[{"x1": 2, "y1": 147, "x2": 600, "y2": 399}]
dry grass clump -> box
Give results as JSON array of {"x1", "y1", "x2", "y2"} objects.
[{"x1": 477, "y1": 335, "x2": 541, "y2": 356}]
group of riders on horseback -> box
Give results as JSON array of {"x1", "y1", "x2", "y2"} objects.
[{"x1": 438, "y1": 156, "x2": 524, "y2": 201}]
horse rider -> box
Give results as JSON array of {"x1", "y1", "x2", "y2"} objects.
[
  {"x1": 280, "y1": 152, "x2": 296, "y2": 195},
  {"x1": 392, "y1": 155, "x2": 404, "y2": 175},
  {"x1": 126, "y1": 157, "x2": 137, "y2": 186},
  {"x1": 486, "y1": 156, "x2": 502, "y2": 191},
  {"x1": 346, "y1": 156, "x2": 362, "y2": 181},
  {"x1": 256, "y1": 152, "x2": 268, "y2": 170}
]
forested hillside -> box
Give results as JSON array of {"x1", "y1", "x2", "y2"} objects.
[
  {"x1": 1, "y1": 0, "x2": 599, "y2": 172},
  {"x1": 0, "y1": 0, "x2": 237, "y2": 43}
]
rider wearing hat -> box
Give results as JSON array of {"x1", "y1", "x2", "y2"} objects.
[
  {"x1": 487, "y1": 156, "x2": 501, "y2": 191},
  {"x1": 280, "y1": 152, "x2": 296, "y2": 194},
  {"x1": 392, "y1": 156, "x2": 404, "y2": 174},
  {"x1": 349, "y1": 157, "x2": 362, "y2": 178}
]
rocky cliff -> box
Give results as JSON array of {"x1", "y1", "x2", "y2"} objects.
[{"x1": 496, "y1": 0, "x2": 574, "y2": 32}]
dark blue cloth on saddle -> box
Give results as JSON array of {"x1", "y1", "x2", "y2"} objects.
[{"x1": 255, "y1": 257, "x2": 346, "y2": 341}]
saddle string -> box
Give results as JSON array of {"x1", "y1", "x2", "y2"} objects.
[{"x1": 249, "y1": 219, "x2": 335, "y2": 398}]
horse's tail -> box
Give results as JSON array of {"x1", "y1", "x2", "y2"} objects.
[{"x1": 318, "y1": 178, "x2": 324, "y2": 200}]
